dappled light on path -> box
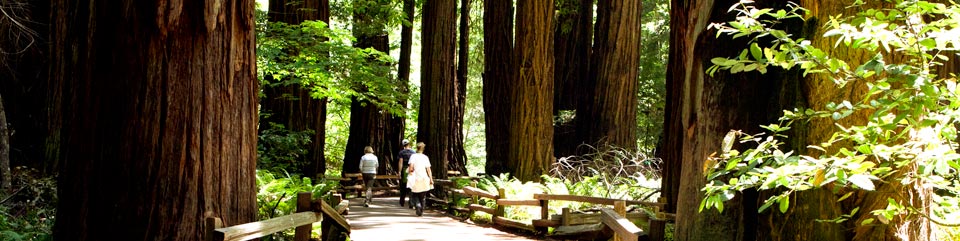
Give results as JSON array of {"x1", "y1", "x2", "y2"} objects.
[{"x1": 347, "y1": 197, "x2": 544, "y2": 241}]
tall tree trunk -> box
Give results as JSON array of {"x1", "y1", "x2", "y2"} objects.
[
  {"x1": 508, "y1": 0, "x2": 554, "y2": 182},
  {"x1": 453, "y1": 0, "x2": 471, "y2": 175},
  {"x1": 263, "y1": 0, "x2": 330, "y2": 178},
  {"x1": 576, "y1": 0, "x2": 643, "y2": 151},
  {"x1": 482, "y1": 0, "x2": 514, "y2": 176},
  {"x1": 552, "y1": 0, "x2": 593, "y2": 158},
  {"x1": 666, "y1": 0, "x2": 790, "y2": 240},
  {"x1": 343, "y1": 0, "x2": 402, "y2": 175},
  {"x1": 397, "y1": 0, "x2": 414, "y2": 155},
  {"x1": 51, "y1": 0, "x2": 258, "y2": 240},
  {"x1": 757, "y1": 1, "x2": 936, "y2": 241},
  {"x1": 0, "y1": 94, "x2": 9, "y2": 191},
  {"x1": 420, "y1": 0, "x2": 467, "y2": 179}
]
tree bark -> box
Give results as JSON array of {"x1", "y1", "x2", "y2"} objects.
[
  {"x1": 420, "y1": 0, "x2": 467, "y2": 178},
  {"x1": 666, "y1": 1, "x2": 791, "y2": 240},
  {"x1": 481, "y1": 0, "x2": 514, "y2": 176},
  {"x1": 508, "y1": 0, "x2": 554, "y2": 182},
  {"x1": 51, "y1": 0, "x2": 258, "y2": 240},
  {"x1": 576, "y1": 0, "x2": 643, "y2": 152},
  {"x1": 342, "y1": 0, "x2": 403, "y2": 175},
  {"x1": 552, "y1": 0, "x2": 593, "y2": 158},
  {"x1": 0, "y1": 94, "x2": 9, "y2": 191},
  {"x1": 262, "y1": 0, "x2": 330, "y2": 178}
]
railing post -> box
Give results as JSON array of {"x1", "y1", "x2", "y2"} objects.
[
  {"x1": 205, "y1": 217, "x2": 223, "y2": 241},
  {"x1": 536, "y1": 199, "x2": 549, "y2": 233},
  {"x1": 295, "y1": 192, "x2": 312, "y2": 241},
  {"x1": 561, "y1": 207, "x2": 571, "y2": 226},
  {"x1": 495, "y1": 188, "x2": 506, "y2": 218},
  {"x1": 614, "y1": 201, "x2": 626, "y2": 241},
  {"x1": 648, "y1": 197, "x2": 667, "y2": 241}
]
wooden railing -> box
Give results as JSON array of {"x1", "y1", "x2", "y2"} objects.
[
  {"x1": 205, "y1": 192, "x2": 351, "y2": 241},
  {"x1": 431, "y1": 177, "x2": 676, "y2": 241}
]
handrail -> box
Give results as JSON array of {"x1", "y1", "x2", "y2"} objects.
[
  {"x1": 428, "y1": 176, "x2": 668, "y2": 241},
  {"x1": 205, "y1": 192, "x2": 350, "y2": 241}
]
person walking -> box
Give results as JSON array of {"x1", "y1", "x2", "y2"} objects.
[
  {"x1": 407, "y1": 142, "x2": 433, "y2": 216},
  {"x1": 397, "y1": 140, "x2": 416, "y2": 207},
  {"x1": 359, "y1": 146, "x2": 379, "y2": 207}
]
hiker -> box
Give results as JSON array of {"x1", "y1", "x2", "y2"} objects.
[
  {"x1": 407, "y1": 142, "x2": 433, "y2": 216},
  {"x1": 359, "y1": 146, "x2": 379, "y2": 207},
  {"x1": 397, "y1": 139, "x2": 416, "y2": 207}
]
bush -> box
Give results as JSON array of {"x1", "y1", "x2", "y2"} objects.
[
  {"x1": 255, "y1": 170, "x2": 337, "y2": 241},
  {"x1": 0, "y1": 167, "x2": 56, "y2": 241}
]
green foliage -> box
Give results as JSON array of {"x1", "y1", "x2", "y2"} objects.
[
  {"x1": 0, "y1": 168, "x2": 56, "y2": 241},
  {"x1": 703, "y1": 0, "x2": 960, "y2": 229},
  {"x1": 256, "y1": 10, "x2": 406, "y2": 116},
  {"x1": 258, "y1": 123, "x2": 314, "y2": 174},
  {"x1": 255, "y1": 170, "x2": 337, "y2": 240},
  {"x1": 636, "y1": 0, "x2": 670, "y2": 152}
]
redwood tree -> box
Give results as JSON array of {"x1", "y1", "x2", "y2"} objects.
[
  {"x1": 419, "y1": 0, "x2": 467, "y2": 178},
  {"x1": 262, "y1": 0, "x2": 331, "y2": 178},
  {"x1": 342, "y1": 0, "x2": 403, "y2": 175},
  {"x1": 508, "y1": 0, "x2": 555, "y2": 182},
  {"x1": 52, "y1": 0, "x2": 258, "y2": 240},
  {"x1": 552, "y1": 0, "x2": 593, "y2": 157},
  {"x1": 575, "y1": 0, "x2": 643, "y2": 152},
  {"x1": 481, "y1": 0, "x2": 514, "y2": 176},
  {"x1": 664, "y1": 0, "x2": 791, "y2": 240}
]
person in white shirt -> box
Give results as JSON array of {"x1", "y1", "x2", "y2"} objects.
[
  {"x1": 359, "y1": 146, "x2": 378, "y2": 207},
  {"x1": 406, "y1": 142, "x2": 433, "y2": 216}
]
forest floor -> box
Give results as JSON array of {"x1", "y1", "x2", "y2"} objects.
[{"x1": 346, "y1": 196, "x2": 549, "y2": 241}]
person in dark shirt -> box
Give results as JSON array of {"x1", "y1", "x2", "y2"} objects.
[{"x1": 397, "y1": 139, "x2": 416, "y2": 207}]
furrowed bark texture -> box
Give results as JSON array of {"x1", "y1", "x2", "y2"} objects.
[
  {"x1": 509, "y1": 0, "x2": 554, "y2": 182},
  {"x1": 52, "y1": 0, "x2": 259, "y2": 240},
  {"x1": 577, "y1": 0, "x2": 643, "y2": 151},
  {"x1": 419, "y1": 0, "x2": 467, "y2": 178},
  {"x1": 481, "y1": 0, "x2": 514, "y2": 176}
]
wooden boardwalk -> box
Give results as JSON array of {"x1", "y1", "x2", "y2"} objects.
[{"x1": 346, "y1": 196, "x2": 546, "y2": 241}]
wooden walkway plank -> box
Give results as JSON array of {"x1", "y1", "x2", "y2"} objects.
[{"x1": 346, "y1": 196, "x2": 544, "y2": 241}]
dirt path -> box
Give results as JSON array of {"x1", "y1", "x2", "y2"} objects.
[{"x1": 346, "y1": 196, "x2": 545, "y2": 241}]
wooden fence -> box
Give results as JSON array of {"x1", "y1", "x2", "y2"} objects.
[
  {"x1": 205, "y1": 192, "x2": 351, "y2": 241},
  {"x1": 431, "y1": 177, "x2": 676, "y2": 241}
]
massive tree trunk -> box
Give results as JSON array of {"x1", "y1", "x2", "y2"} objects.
[
  {"x1": 51, "y1": 0, "x2": 258, "y2": 240},
  {"x1": 666, "y1": 0, "x2": 791, "y2": 240},
  {"x1": 419, "y1": 0, "x2": 467, "y2": 178},
  {"x1": 342, "y1": 0, "x2": 402, "y2": 175},
  {"x1": 508, "y1": 0, "x2": 554, "y2": 182},
  {"x1": 482, "y1": 0, "x2": 514, "y2": 176},
  {"x1": 757, "y1": 1, "x2": 937, "y2": 241},
  {"x1": 576, "y1": 0, "x2": 643, "y2": 151},
  {"x1": 552, "y1": 0, "x2": 593, "y2": 158},
  {"x1": 263, "y1": 0, "x2": 330, "y2": 178}
]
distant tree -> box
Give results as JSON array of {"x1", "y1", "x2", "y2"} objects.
[
  {"x1": 552, "y1": 0, "x2": 593, "y2": 158},
  {"x1": 51, "y1": 0, "x2": 258, "y2": 240},
  {"x1": 508, "y1": 0, "x2": 555, "y2": 182},
  {"x1": 419, "y1": 0, "x2": 467, "y2": 178},
  {"x1": 0, "y1": 94, "x2": 8, "y2": 191},
  {"x1": 262, "y1": 0, "x2": 331, "y2": 178},
  {"x1": 342, "y1": 0, "x2": 403, "y2": 175},
  {"x1": 482, "y1": 0, "x2": 514, "y2": 176},
  {"x1": 575, "y1": 0, "x2": 643, "y2": 152}
]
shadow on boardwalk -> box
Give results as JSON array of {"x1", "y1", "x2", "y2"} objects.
[{"x1": 347, "y1": 196, "x2": 547, "y2": 241}]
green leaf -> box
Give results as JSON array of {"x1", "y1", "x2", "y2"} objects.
[
  {"x1": 861, "y1": 218, "x2": 875, "y2": 225},
  {"x1": 750, "y1": 43, "x2": 763, "y2": 61},
  {"x1": 847, "y1": 174, "x2": 875, "y2": 191},
  {"x1": 838, "y1": 192, "x2": 854, "y2": 202},
  {"x1": 779, "y1": 196, "x2": 790, "y2": 213}
]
